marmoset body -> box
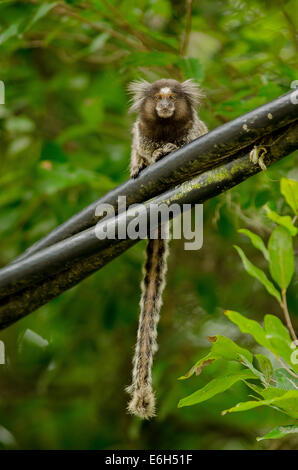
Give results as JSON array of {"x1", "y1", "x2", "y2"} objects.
[{"x1": 126, "y1": 78, "x2": 208, "y2": 419}]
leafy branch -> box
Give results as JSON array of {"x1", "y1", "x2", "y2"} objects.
[
  {"x1": 178, "y1": 177, "x2": 298, "y2": 442},
  {"x1": 236, "y1": 178, "x2": 298, "y2": 344}
]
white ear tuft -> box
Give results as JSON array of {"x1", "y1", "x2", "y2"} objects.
[
  {"x1": 181, "y1": 79, "x2": 204, "y2": 107},
  {"x1": 127, "y1": 79, "x2": 151, "y2": 113}
]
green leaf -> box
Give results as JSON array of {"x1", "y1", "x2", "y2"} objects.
[
  {"x1": 208, "y1": 335, "x2": 253, "y2": 363},
  {"x1": 224, "y1": 310, "x2": 272, "y2": 350},
  {"x1": 238, "y1": 228, "x2": 269, "y2": 260},
  {"x1": 264, "y1": 315, "x2": 295, "y2": 369},
  {"x1": 179, "y1": 354, "x2": 215, "y2": 380},
  {"x1": 222, "y1": 390, "x2": 298, "y2": 418},
  {"x1": 238, "y1": 353, "x2": 266, "y2": 383},
  {"x1": 25, "y1": 2, "x2": 58, "y2": 31},
  {"x1": 256, "y1": 354, "x2": 274, "y2": 384},
  {"x1": 281, "y1": 178, "x2": 298, "y2": 215},
  {"x1": 225, "y1": 312, "x2": 297, "y2": 371},
  {"x1": 265, "y1": 389, "x2": 298, "y2": 418},
  {"x1": 5, "y1": 116, "x2": 35, "y2": 134},
  {"x1": 0, "y1": 23, "x2": 20, "y2": 45},
  {"x1": 274, "y1": 369, "x2": 298, "y2": 391},
  {"x1": 234, "y1": 246, "x2": 281, "y2": 304},
  {"x1": 265, "y1": 207, "x2": 297, "y2": 236},
  {"x1": 243, "y1": 380, "x2": 265, "y2": 397},
  {"x1": 257, "y1": 425, "x2": 298, "y2": 441},
  {"x1": 75, "y1": 33, "x2": 110, "y2": 59},
  {"x1": 178, "y1": 370, "x2": 257, "y2": 408},
  {"x1": 268, "y1": 226, "x2": 294, "y2": 290},
  {"x1": 260, "y1": 387, "x2": 289, "y2": 400},
  {"x1": 179, "y1": 335, "x2": 252, "y2": 380},
  {"x1": 179, "y1": 58, "x2": 205, "y2": 81},
  {"x1": 8, "y1": 136, "x2": 32, "y2": 155},
  {"x1": 264, "y1": 314, "x2": 292, "y2": 343},
  {"x1": 88, "y1": 33, "x2": 110, "y2": 53}
]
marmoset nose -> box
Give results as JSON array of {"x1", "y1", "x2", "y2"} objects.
[{"x1": 160, "y1": 98, "x2": 171, "y2": 109}]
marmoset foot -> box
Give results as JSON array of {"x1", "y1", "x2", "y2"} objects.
[
  {"x1": 249, "y1": 145, "x2": 267, "y2": 170},
  {"x1": 131, "y1": 162, "x2": 147, "y2": 179},
  {"x1": 152, "y1": 143, "x2": 178, "y2": 162}
]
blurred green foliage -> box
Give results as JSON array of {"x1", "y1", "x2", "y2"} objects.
[{"x1": 0, "y1": 0, "x2": 297, "y2": 450}]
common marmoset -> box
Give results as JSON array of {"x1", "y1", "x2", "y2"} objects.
[{"x1": 126, "y1": 78, "x2": 208, "y2": 419}]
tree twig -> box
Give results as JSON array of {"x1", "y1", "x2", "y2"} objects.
[
  {"x1": 180, "y1": 0, "x2": 193, "y2": 56},
  {"x1": 279, "y1": 2, "x2": 298, "y2": 53},
  {"x1": 281, "y1": 289, "x2": 297, "y2": 343},
  {"x1": 84, "y1": 0, "x2": 176, "y2": 53},
  {"x1": 277, "y1": 356, "x2": 298, "y2": 380}
]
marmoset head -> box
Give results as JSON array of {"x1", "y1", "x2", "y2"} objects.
[{"x1": 128, "y1": 78, "x2": 203, "y2": 122}]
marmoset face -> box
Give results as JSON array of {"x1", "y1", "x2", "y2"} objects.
[
  {"x1": 154, "y1": 86, "x2": 176, "y2": 118},
  {"x1": 142, "y1": 79, "x2": 192, "y2": 122}
]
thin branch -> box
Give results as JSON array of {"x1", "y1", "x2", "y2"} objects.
[
  {"x1": 81, "y1": 0, "x2": 176, "y2": 53},
  {"x1": 180, "y1": 0, "x2": 193, "y2": 56},
  {"x1": 52, "y1": 3, "x2": 180, "y2": 76},
  {"x1": 277, "y1": 356, "x2": 298, "y2": 380},
  {"x1": 281, "y1": 289, "x2": 297, "y2": 343},
  {"x1": 53, "y1": 2, "x2": 142, "y2": 50},
  {"x1": 279, "y1": 2, "x2": 298, "y2": 53}
]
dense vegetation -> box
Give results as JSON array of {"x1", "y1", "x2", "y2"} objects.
[{"x1": 0, "y1": 0, "x2": 297, "y2": 450}]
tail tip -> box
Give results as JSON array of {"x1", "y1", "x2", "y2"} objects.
[{"x1": 126, "y1": 385, "x2": 156, "y2": 420}]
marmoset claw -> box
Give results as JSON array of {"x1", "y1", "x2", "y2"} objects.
[{"x1": 249, "y1": 145, "x2": 267, "y2": 170}]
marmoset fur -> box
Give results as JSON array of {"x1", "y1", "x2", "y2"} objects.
[{"x1": 126, "y1": 78, "x2": 208, "y2": 419}]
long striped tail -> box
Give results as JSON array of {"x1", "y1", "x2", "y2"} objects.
[{"x1": 126, "y1": 234, "x2": 169, "y2": 419}]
